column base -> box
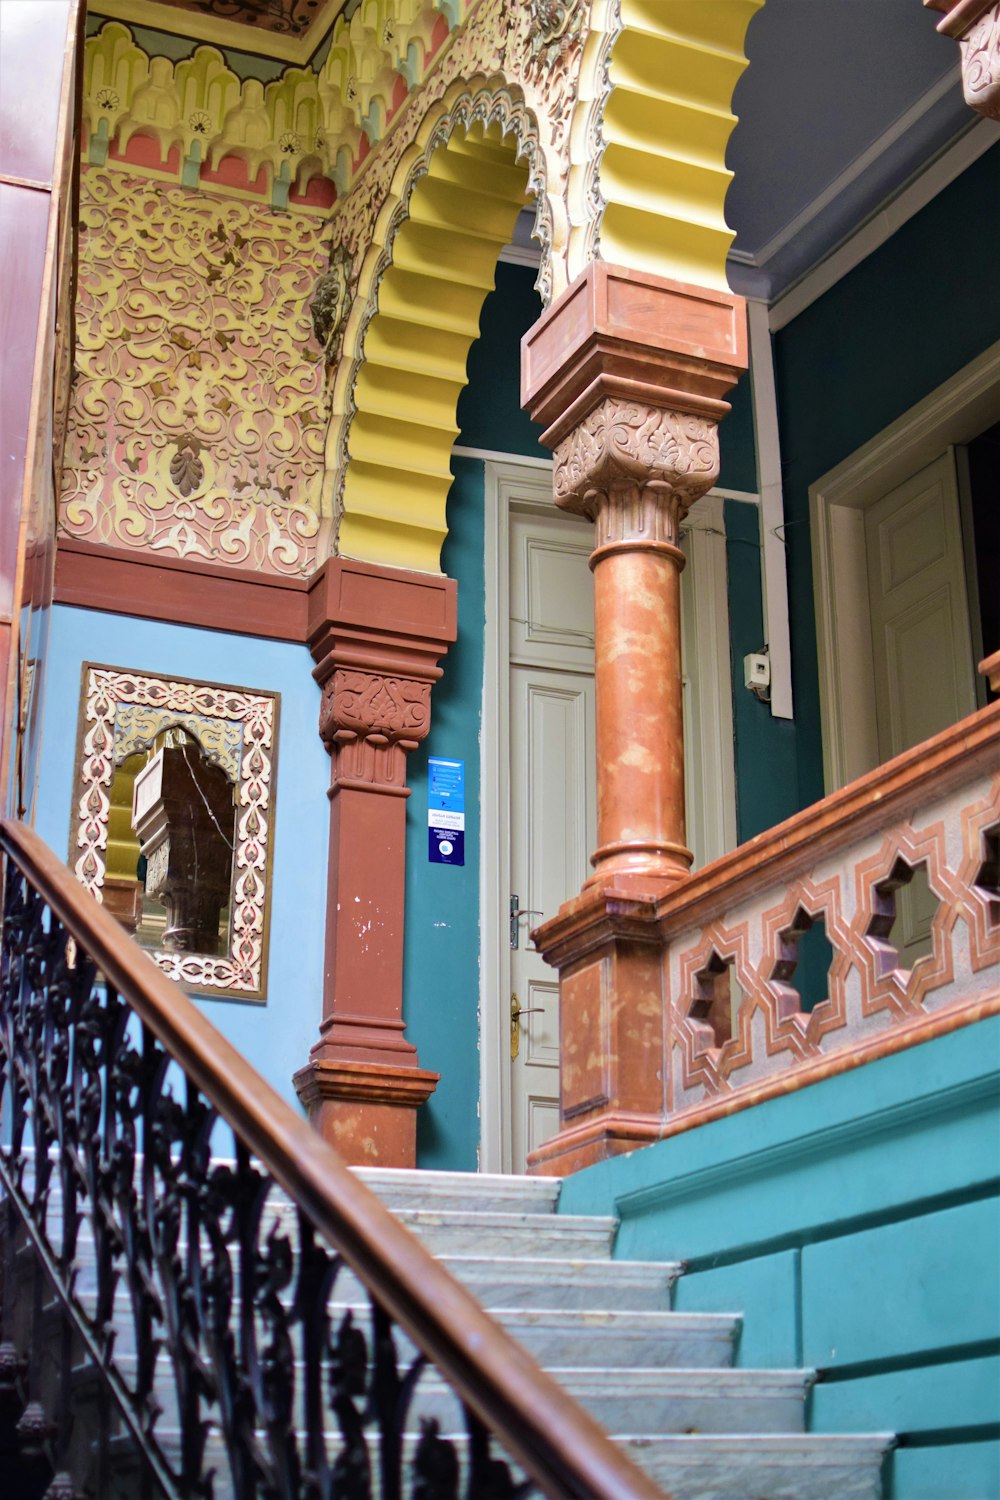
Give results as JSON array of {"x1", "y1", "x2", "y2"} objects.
[
  {"x1": 527, "y1": 882, "x2": 668, "y2": 1177},
  {"x1": 293, "y1": 1058, "x2": 439, "y2": 1167},
  {"x1": 527, "y1": 1111, "x2": 663, "y2": 1176}
]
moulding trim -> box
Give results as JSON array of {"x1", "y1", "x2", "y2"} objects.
[
  {"x1": 769, "y1": 119, "x2": 1000, "y2": 331},
  {"x1": 54, "y1": 539, "x2": 309, "y2": 643}
]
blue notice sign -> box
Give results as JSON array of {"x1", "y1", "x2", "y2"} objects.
[{"x1": 428, "y1": 757, "x2": 465, "y2": 865}]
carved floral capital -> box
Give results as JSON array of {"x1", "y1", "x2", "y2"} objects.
[
  {"x1": 552, "y1": 398, "x2": 721, "y2": 546},
  {"x1": 320, "y1": 669, "x2": 432, "y2": 788}
]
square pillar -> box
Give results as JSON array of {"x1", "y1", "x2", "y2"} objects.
[{"x1": 293, "y1": 557, "x2": 456, "y2": 1166}]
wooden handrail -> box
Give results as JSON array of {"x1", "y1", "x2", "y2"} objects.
[{"x1": 0, "y1": 818, "x2": 667, "y2": 1500}]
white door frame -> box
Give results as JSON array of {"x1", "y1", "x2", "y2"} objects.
[
  {"x1": 479, "y1": 457, "x2": 738, "y2": 1172},
  {"x1": 809, "y1": 339, "x2": 1000, "y2": 793}
]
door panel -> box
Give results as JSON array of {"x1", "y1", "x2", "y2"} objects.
[
  {"x1": 864, "y1": 452, "x2": 976, "y2": 965},
  {"x1": 509, "y1": 663, "x2": 596, "y2": 1170}
]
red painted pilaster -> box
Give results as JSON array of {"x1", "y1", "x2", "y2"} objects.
[{"x1": 293, "y1": 556, "x2": 456, "y2": 1165}]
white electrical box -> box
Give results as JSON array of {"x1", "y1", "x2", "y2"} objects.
[{"x1": 744, "y1": 652, "x2": 771, "y2": 691}]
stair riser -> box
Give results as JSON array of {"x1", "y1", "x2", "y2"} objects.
[
  {"x1": 624, "y1": 1438, "x2": 889, "y2": 1500},
  {"x1": 352, "y1": 1169, "x2": 561, "y2": 1217},
  {"x1": 441, "y1": 1259, "x2": 681, "y2": 1311}
]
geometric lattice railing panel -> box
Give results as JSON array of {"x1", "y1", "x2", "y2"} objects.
[{"x1": 663, "y1": 712, "x2": 1000, "y2": 1130}]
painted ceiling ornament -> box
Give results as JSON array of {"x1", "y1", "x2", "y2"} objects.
[{"x1": 310, "y1": 245, "x2": 355, "y2": 363}]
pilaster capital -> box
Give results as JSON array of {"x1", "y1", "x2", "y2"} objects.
[
  {"x1": 318, "y1": 669, "x2": 432, "y2": 787},
  {"x1": 552, "y1": 397, "x2": 721, "y2": 549},
  {"x1": 307, "y1": 556, "x2": 457, "y2": 788}
]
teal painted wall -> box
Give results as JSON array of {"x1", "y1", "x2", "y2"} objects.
[
  {"x1": 770, "y1": 140, "x2": 1000, "y2": 818},
  {"x1": 559, "y1": 1021, "x2": 1000, "y2": 1500},
  {"x1": 404, "y1": 457, "x2": 485, "y2": 1170},
  {"x1": 35, "y1": 604, "x2": 329, "y2": 1112}
]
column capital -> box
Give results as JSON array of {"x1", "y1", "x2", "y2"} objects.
[{"x1": 552, "y1": 397, "x2": 721, "y2": 563}]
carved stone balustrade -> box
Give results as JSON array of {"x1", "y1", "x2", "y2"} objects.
[{"x1": 529, "y1": 700, "x2": 1000, "y2": 1175}]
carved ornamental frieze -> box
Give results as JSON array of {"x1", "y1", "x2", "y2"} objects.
[
  {"x1": 929, "y1": 0, "x2": 1000, "y2": 120},
  {"x1": 59, "y1": 169, "x2": 329, "y2": 574}
]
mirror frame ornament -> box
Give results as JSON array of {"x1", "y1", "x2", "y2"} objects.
[{"x1": 69, "y1": 662, "x2": 279, "y2": 1001}]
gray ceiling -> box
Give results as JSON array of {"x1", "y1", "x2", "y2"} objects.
[{"x1": 725, "y1": 0, "x2": 973, "y2": 299}]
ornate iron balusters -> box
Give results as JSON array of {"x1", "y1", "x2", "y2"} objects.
[{"x1": 0, "y1": 857, "x2": 534, "y2": 1499}]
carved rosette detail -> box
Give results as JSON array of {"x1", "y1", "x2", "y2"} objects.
[
  {"x1": 552, "y1": 399, "x2": 721, "y2": 546},
  {"x1": 960, "y1": 2, "x2": 1000, "y2": 119},
  {"x1": 320, "y1": 670, "x2": 432, "y2": 787}
]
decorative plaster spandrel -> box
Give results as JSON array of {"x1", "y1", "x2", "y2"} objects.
[
  {"x1": 59, "y1": 168, "x2": 329, "y2": 574},
  {"x1": 552, "y1": 400, "x2": 721, "y2": 525}
]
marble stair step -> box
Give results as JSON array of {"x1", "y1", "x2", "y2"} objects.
[
  {"x1": 436, "y1": 1254, "x2": 682, "y2": 1311},
  {"x1": 621, "y1": 1432, "x2": 893, "y2": 1500},
  {"x1": 351, "y1": 1166, "x2": 561, "y2": 1216},
  {"x1": 127, "y1": 1425, "x2": 892, "y2": 1500},
  {"x1": 473, "y1": 1306, "x2": 739, "y2": 1370},
  {"x1": 412, "y1": 1365, "x2": 813, "y2": 1435},
  {"x1": 385, "y1": 1206, "x2": 619, "y2": 1258}
]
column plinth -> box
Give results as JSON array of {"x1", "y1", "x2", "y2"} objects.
[
  {"x1": 520, "y1": 263, "x2": 748, "y2": 1173},
  {"x1": 292, "y1": 557, "x2": 456, "y2": 1167}
]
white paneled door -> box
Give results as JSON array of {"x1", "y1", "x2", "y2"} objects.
[
  {"x1": 507, "y1": 504, "x2": 597, "y2": 1171},
  {"x1": 865, "y1": 451, "x2": 977, "y2": 963}
]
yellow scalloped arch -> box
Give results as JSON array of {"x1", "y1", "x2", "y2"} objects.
[
  {"x1": 331, "y1": 96, "x2": 535, "y2": 573},
  {"x1": 596, "y1": 0, "x2": 762, "y2": 291}
]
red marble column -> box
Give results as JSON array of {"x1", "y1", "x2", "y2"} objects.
[
  {"x1": 520, "y1": 263, "x2": 748, "y2": 1174},
  {"x1": 293, "y1": 557, "x2": 456, "y2": 1166}
]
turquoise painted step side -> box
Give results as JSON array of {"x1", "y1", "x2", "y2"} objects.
[
  {"x1": 811, "y1": 1357, "x2": 1000, "y2": 1437},
  {"x1": 559, "y1": 1024, "x2": 1000, "y2": 1500},
  {"x1": 558, "y1": 1020, "x2": 1000, "y2": 1258},
  {"x1": 889, "y1": 1440, "x2": 1000, "y2": 1500},
  {"x1": 672, "y1": 1250, "x2": 801, "y2": 1369},
  {"x1": 803, "y1": 1198, "x2": 1000, "y2": 1369}
]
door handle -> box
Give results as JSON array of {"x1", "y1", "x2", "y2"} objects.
[
  {"x1": 509, "y1": 895, "x2": 543, "y2": 949},
  {"x1": 510, "y1": 993, "x2": 544, "y2": 1060}
]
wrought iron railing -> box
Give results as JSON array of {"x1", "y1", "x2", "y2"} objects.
[{"x1": 0, "y1": 819, "x2": 665, "y2": 1500}]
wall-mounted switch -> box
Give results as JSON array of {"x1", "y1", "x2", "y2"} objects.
[{"x1": 744, "y1": 651, "x2": 771, "y2": 692}]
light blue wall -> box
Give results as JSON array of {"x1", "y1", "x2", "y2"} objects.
[
  {"x1": 37, "y1": 603, "x2": 329, "y2": 1111},
  {"x1": 559, "y1": 1021, "x2": 1000, "y2": 1500}
]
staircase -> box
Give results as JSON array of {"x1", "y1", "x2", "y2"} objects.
[
  {"x1": 343, "y1": 1168, "x2": 892, "y2": 1500},
  {"x1": 1, "y1": 820, "x2": 895, "y2": 1498},
  {"x1": 2, "y1": 1164, "x2": 893, "y2": 1498}
]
